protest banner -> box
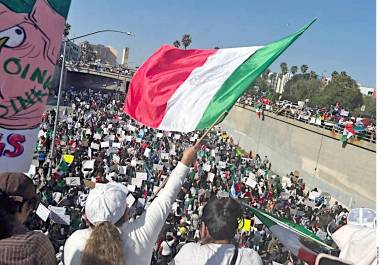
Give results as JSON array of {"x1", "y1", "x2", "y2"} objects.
[
  {"x1": 101, "y1": 141, "x2": 110, "y2": 148},
  {"x1": 156, "y1": 132, "x2": 163, "y2": 138},
  {"x1": 203, "y1": 164, "x2": 211, "y2": 172},
  {"x1": 65, "y1": 177, "x2": 81, "y2": 186},
  {"x1": 94, "y1": 133, "x2": 102, "y2": 140},
  {"x1": 136, "y1": 172, "x2": 148, "y2": 181},
  {"x1": 0, "y1": 0, "x2": 71, "y2": 171},
  {"x1": 36, "y1": 203, "x2": 50, "y2": 221}
]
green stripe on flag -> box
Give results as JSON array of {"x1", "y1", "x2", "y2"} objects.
[{"x1": 196, "y1": 19, "x2": 317, "y2": 129}]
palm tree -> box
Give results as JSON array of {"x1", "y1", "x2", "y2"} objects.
[
  {"x1": 214, "y1": 46, "x2": 220, "y2": 49},
  {"x1": 181, "y1": 34, "x2": 192, "y2": 49},
  {"x1": 300, "y1": 64, "x2": 308, "y2": 74},
  {"x1": 290, "y1": 65, "x2": 298, "y2": 75},
  {"x1": 173, "y1": 40, "x2": 181, "y2": 48},
  {"x1": 310, "y1": 70, "x2": 317, "y2": 79},
  {"x1": 64, "y1": 22, "x2": 71, "y2": 37},
  {"x1": 331, "y1": 70, "x2": 339, "y2": 79},
  {"x1": 340, "y1": 71, "x2": 347, "y2": 77},
  {"x1": 280, "y1": 62, "x2": 288, "y2": 76}
]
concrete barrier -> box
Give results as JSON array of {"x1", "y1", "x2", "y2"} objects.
[{"x1": 221, "y1": 105, "x2": 376, "y2": 209}]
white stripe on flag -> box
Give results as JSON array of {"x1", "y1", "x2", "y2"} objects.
[{"x1": 158, "y1": 46, "x2": 261, "y2": 132}]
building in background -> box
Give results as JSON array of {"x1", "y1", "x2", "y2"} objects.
[
  {"x1": 79, "y1": 41, "x2": 117, "y2": 65},
  {"x1": 61, "y1": 40, "x2": 81, "y2": 62},
  {"x1": 275, "y1": 73, "x2": 293, "y2": 94},
  {"x1": 358, "y1": 84, "x2": 376, "y2": 96},
  {"x1": 121, "y1": 47, "x2": 129, "y2": 66}
]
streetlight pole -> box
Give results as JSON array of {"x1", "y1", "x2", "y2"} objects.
[{"x1": 47, "y1": 29, "x2": 134, "y2": 177}]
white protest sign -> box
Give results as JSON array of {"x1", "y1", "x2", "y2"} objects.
[
  {"x1": 83, "y1": 160, "x2": 95, "y2": 170},
  {"x1": 190, "y1": 136, "x2": 196, "y2": 142},
  {"x1": 127, "y1": 184, "x2": 136, "y2": 192},
  {"x1": 156, "y1": 132, "x2": 163, "y2": 138},
  {"x1": 128, "y1": 125, "x2": 137, "y2": 131},
  {"x1": 131, "y1": 178, "x2": 143, "y2": 187},
  {"x1": 101, "y1": 141, "x2": 110, "y2": 148},
  {"x1": 36, "y1": 203, "x2": 50, "y2": 221},
  {"x1": 144, "y1": 148, "x2": 151, "y2": 157},
  {"x1": 94, "y1": 133, "x2": 102, "y2": 140},
  {"x1": 119, "y1": 166, "x2": 127, "y2": 175},
  {"x1": 86, "y1": 128, "x2": 91, "y2": 135},
  {"x1": 112, "y1": 142, "x2": 121, "y2": 148},
  {"x1": 245, "y1": 177, "x2": 257, "y2": 189},
  {"x1": 153, "y1": 164, "x2": 164, "y2": 171},
  {"x1": 136, "y1": 172, "x2": 148, "y2": 181},
  {"x1": 90, "y1": 142, "x2": 100, "y2": 150},
  {"x1": 126, "y1": 194, "x2": 136, "y2": 207},
  {"x1": 211, "y1": 150, "x2": 216, "y2": 157},
  {"x1": 169, "y1": 150, "x2": 176, "y2": 156},
  {"x1": 203, "y1": 164, "x2": 211, "y2": 172},
  {"x1": 50, "y1": 212, "x2": 70, "y2": 225},
  {"x1": 161, "y1": 153, "x2": 169, "y2": 160},
  {"x1": 218, "y1": 161, "x2": 226, "y2": 169},
  {"x1": 174, "y1": 134, "x2": 181, "y2": 140},
  {"x1": 48, "y1": 206, "x2": 66, "y2": 215},
  {"x1": 113, "y1": 154, "x2": 120, "y2": 164},
  {"x1": 131, "y1": 159, "x2": 137, "y2": 167},
  {"x1": 65, "y1": 177, "x2": 81, "y2": 186},
  {"x1": 109, "y1": 135, "x2": 115, "y2": 141},
  {"x1": 136, "y1": 138, "x2": 142, "y2": 143},
  {"x1": 207, "y1": 172, "x2": 215, "y2": 182},
  {"x1": 126, "y1": 136, "x2": 132, "y2": 142}
]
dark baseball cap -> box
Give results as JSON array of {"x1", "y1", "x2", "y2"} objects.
[{"x1": 0, "y1": 172, "x2": 39, "y2": 204}]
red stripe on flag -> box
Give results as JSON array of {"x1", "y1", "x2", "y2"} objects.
[
  {"x1": 298, "y1": 247, "x2": 317, "y2": 264},
  {"x1": 123, "y1": 45, "x2": 216, "y2": 128}
]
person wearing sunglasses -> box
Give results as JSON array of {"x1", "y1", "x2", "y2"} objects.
[
  {"x1": 171, "y1": 197, "x2": 262, "y2": 265},
  {"x1": 0, "y1": 172, "x2": 56, "y2": 265}
]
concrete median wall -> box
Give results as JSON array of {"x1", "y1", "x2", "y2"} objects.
[{"x1": 221, "y1": 105, "x2": 376, "y2": 209}]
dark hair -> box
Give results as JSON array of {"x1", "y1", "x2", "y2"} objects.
[
  {"x1": 201, "y1": 198, "x2": 243, "y2": 241},
  {"x1": 0, "y1": 190, "x2": 22, "y2": 239}
]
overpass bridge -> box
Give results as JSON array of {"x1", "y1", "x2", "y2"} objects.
[{"x1": 221, "y1": 104, "x2": 376, "y2": 209}]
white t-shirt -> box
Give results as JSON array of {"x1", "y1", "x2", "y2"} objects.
[
  {"x1": 171, "y1": 243, "x2": 262, "y2": 265},
  {"x1": 161, "y1": 239, "x2": 176, "y2": 256},
  {"x1": 64, "y1": 163, "x2": 189, "y2": 265}
]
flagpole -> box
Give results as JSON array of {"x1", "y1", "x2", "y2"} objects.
[
  {"x1": 148, "y1": 111, "x2": 228, "y2": 203},
  {"x1": 196, "y1": 111, "x2": 229, "y2": 145}
]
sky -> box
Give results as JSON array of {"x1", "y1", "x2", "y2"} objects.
[{"x1": 67, "y1": 0, "x2": 376, "y2": 87}]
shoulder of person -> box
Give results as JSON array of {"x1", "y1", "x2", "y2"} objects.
[
  {"x1": 238, "y1": 247, "x2": 262, "y2": 262},
  {"x1": 65, "y1": 228, "x2": 92, "y2": 245}
]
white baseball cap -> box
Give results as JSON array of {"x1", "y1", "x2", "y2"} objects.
[{"x1": 85, "y1": 182, "x2": 129, "y2": 224}]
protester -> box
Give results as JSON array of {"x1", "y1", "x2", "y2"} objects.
[
  {"x1": 171, "y1": 197, "x2": 262, "y2": 265},
  {"x1": 0, "y1": 172, "x2": 56, "y2": 265},
  {"x1": 64, "y1": 145, "x2": 198, "y2": 265}
]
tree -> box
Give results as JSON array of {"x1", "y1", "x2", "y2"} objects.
[
  {"x1": 280, "y1": 62, "x2": 288, "y2": 76},
  {"x1": 300, "y1": 64, "x2": 308, "y2": 74},
  {"x1": 262, "y1": 69, "x2": 271, "y2": 80},
  {"x1": 310, "y1": 71, "x2": 317, "y2": 79},
  {"x1": 290, "y1": 65, "x2": 298, "y2": 75},
  {"x1": 181, "y1": 34, "x2": 192, "y2": 49},
  {"x1": 214, "y1": 46, "x2": 220, "y2": 49},
  {"x1": 282, "y1": 75, "x2": 320, "y2": 102},
  {"x1": 173, "y1": 40, "x2": 181, "y2": 48},
  {"x1": 64, "y1": 22, "x2": 71, "y2": 37},
  {"x1": 359, "y1": 95, "x2": 376, "y2": 118},
  {"x1": 314, "y1": 72, "x2": 363, "y2": 110},
  {"x1": 331, "y1": 71, "x2": 339, "y2": 79}
]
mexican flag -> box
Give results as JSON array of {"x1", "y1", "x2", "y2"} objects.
[
  {"x1": 248, "y1": 207, "x2": 334, "y2": 264},
  {"x1": 340, "y1": 122, "x2": 356, "y2": 143},
  {"x1": 124, "y1": 19, "x2": 316, "y2": 132}
]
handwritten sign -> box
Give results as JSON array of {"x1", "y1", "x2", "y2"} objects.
[
  {"x1": 0, "y1": 0, "x2": 71, "y2": 171},
  {"x1": 36, "y1": 203, "x2": 50, "y2": 221},
  {"x1": 174, "y1": 134, "x2": 181, "y2": 140},
  {"x1": 156, "y1": 132, "x2": 163, "y2": 138},
  {"x1": 161, "y1": 153, "x2": 169, "y2": 160},
  {"x1": 65, "y1": 177, "x2": 81, "y2": 186},
  {"x1": 112, "y1": 142, "x2": 121, "y2": 148},
  {"x1": 153, "y1": 164, "x2": 163, "y2": 171},
  {"x1": 131, "y1": 178, "x2": 143, "y2": 187},
  {"x1": 144, "y1": 148, "x2": 151, "y2": 157},
  {"x1": 90, "y1": 142, "x2": 100, "y2": 150},
  {"x1": 245, "y1": 177, "x2": 257, "y2": 189}
]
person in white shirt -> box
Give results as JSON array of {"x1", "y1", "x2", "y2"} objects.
[
  {"x1": 64, "y1": 145, "x2": 199, "y2": 265},
  {"x1": 171, "y1": 198, "x2": 262, "y2": 265}
]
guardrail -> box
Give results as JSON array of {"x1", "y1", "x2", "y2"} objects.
[
  {"x1": 236, "y1": 102, "x2": 376, "y2": 144},
  {"x1": 66, "y1": 65, "x2": 133, "y2": 80}
]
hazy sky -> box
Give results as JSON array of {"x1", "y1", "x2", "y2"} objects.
[{"x1": 67, "y1": 0, "x2": 375, "y2": 87}]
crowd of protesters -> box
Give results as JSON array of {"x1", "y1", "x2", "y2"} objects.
[
  {"x1": 238, "y1": 96, "x2": 376, "y2": 142},
  {"x1": 0, "y1": 88, "x2": 352, "y2": 265}
]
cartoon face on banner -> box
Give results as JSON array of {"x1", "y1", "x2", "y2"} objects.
[{"x1": 0, "y1": 0, "x2": 71, "y2": 171}]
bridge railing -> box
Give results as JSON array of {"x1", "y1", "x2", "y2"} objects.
[{"x1": 236, "y1": 102, "x2": 376, "y2": 144}]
